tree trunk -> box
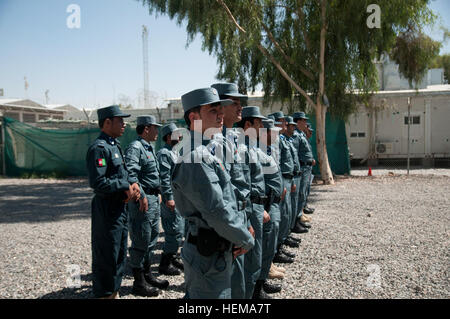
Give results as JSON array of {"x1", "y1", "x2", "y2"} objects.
[
  {"x1": 315, "y1": 100, "x2": 334, "y2": 185},
  {"x1": 316, "y1": 0, "x2": 334, "y2": 185}
]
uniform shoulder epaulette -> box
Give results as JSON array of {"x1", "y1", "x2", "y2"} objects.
[
  {"x1": 94, "y1": 140, "x2": 106, "y2": 148},
  {"x1": 129, "y1": 140, "x2": 142, "y2": 149}
]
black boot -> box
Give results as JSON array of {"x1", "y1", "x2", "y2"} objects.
[
  {"x1": 131, "y1": 268, "x2": 159, "y2": 297},
  {"x1": 287, "y1": 235, "x2": 301, "y2": 244},
  {"x1": 273, "y1": 246, "x2": 294, "y2": 264},
  {"x1": 144, "y1": 264, "x2": 169, "y2": 289},
  {"x1": 171, "y1": 254, "x2": 184, "y2": 271},
  {"x1": 284, "y1": 237, "x2": 300, "y2": 248},
  {"x1": 291, "y1": 221, "x2": 309, "y2": 234},
  {"x1": 263, "y1": 281, "x2": 282, "y2": 294},
  {"x1": 158, "y1": 253, "x2": 181, "y2": 276},
  {"x1": 280, "y1": 245, "x2": 296, "y2": 258},
  {"x1": 252, "y1": 280, "x2": 272, "y2": 299},
  {"x1": 298, "y1": 220, "x2": 311, "y2": 229}
]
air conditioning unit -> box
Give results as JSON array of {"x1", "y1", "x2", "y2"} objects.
[{"x1": 375, "y1": 142, "x2": 394, "y2": 154}]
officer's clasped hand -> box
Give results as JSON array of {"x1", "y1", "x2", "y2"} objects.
[
  {"x1": 139, "y1": 196, "x2": 148, "y2": 212},
  {"x1": 166, "y1": 200, "x2": 176, "y2": 211},
  {"x1": 263, "y1": 210, "x2": 271, "y2": 224},
  {"x1": 123, "y1": 183, "x2": 141, "y2": 203}
]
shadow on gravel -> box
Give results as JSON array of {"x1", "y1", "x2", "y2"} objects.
[
  {"x1": 0, "y1": 180, "x2": 92, "y2": 224},
  {"x1": 39, "y1": 267, "x2": 185, "y2": 299}
]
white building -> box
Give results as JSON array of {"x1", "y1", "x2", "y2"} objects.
[
  {"x1": 0, "y1": 99, "x2": 65, "y2": 123},
  {"x1": 346, "y1": 85, "x2": 450, "y2": 165}
]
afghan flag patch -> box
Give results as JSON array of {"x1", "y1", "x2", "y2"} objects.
[{"x1": 97, "y1": 158, "x2": 106, "y2": 167}]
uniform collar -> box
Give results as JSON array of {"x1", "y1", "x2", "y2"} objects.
[
  {"x1": 138, "y1": 136, "x2": 152, "y2": 150},
  {"x1": 163, "y1": 143, "x2": 173, "y2": 151},
  {"x1": 100, "y1": 132, "x2": 119, "y2": 146}
]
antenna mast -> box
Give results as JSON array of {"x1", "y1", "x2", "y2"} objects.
[{"x1": 142, "y1": 25, "x2": 149, "y2": 109}]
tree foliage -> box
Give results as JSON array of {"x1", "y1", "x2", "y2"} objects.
[
  {"x1": 390, "y1": 28, "x2": 441, "y2": 88},
  {"x1": 430, "y1": 54, "x2": 450, "y2": 83},
  {"x1": 140, "y1": 0, "x2": 436, "y2": 120}
]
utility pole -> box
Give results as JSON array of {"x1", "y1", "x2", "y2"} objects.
[
  {"x1": 45, "y1": 90, "x2": 50, "y2": 105},
  {"x1": 24, "y1": 76, "x2": 29, "y2": 98},
  {"x1": 142, "y1": 25, "x2": 149, "y2": 109},
  {"x1": 407, "y1": 97, "x2": 411, "y2": 176}
]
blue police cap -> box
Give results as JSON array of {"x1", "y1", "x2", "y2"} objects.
[
  {"x1": 161, "y1": 122, "x2": 179, "y2": 138},
  {"x1": 97, "y1": 105, "x2": 130, "y2": 121},
  {"x1": 267, "y1": 114, "x2": 282, "y2": 125},
  {"x1": 268, "y1": 111, "x2": 284, "y2": 121},
  {"x1": 137, "y1": 115, "x2": 162, "y2": 127},
  {"x1": 241, "y1": 106, "x2": 266, "y2": 120},
  {"x1": 292, "y1": 112, "x2": 309, "y2": 121},
  {"x1": 285, "y1": 116, "x2": 296, "y2": 125},
  {"x1": 262, "y1": 119, "x2": 282, "y2": 130},
  {"x1": 211, "y1": 83, "x2": 248, "y2": 100},
  {"x1": 181, "y1": 87, "x2": 233, "y2": 114}
]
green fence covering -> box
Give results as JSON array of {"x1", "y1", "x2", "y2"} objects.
[
  {"x1": 2, "y1": 117, "x2": 138, "y2": 177},
  {"x1": 307, "y1": 114, "x2": 351, "y2": 176},
  {"x1": 2, "y1": 116, "x2": 349, "y2": 177}
]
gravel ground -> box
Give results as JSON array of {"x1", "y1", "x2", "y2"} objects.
[{"x1": 0, "y1": 169, "x2": 449, "y2": 299}]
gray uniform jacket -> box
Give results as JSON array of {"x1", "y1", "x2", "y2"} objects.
[
  {"x1": 157, "y1": 144, "x2": 177, "y2": 202},
  {"x1": 171, "y1": 132, "x2": 255, "y2": 251},
  {"x1": 124, "y1": 137, "x2": 160, "y2": 198}
]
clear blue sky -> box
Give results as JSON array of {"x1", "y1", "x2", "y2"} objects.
[{"x1": 0, "y1": 0, "x2": 449, "y2": 109}]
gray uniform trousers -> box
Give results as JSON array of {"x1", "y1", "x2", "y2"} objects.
[
  {"x1": 244, "y1": 203, "x2": 265, "y2": 299},
  {"x1": 160, "y1": 203, "x2": 184, "y2": 254},
  {"x1": 278, "y1": 177, "x2": 293, "y2": 244},
  {"x1": 297, "y1": 166, "x2": 313, "y2": 218},
  {"x1": 259, "y1": 202, "x2": 281, "y2": 280},
  {"x1": 182, "y1": 240, "x2": 234, "y2": 299},
  {"x1": 231, "y1": 201, "x2": 249, "y2": 299},
  {"x1": 290, "y1": 175, "x2": 301, "y2": 229},
  {"x1": 128, "y1": 194, "x2": 160, "y2": 269},
  {"x1": 91, "y1": 196, "x2": 128, "y2": 298}
]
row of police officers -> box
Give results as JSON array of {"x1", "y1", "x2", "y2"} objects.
[{"x1": 86, "y1": 83, "x2": 316, "y2": 299}]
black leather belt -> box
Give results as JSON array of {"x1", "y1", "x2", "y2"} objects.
[
  {"x1": 187, "y1": 229, "x2": 231, "y2": 256},
  {"x1": 294, "y1": 172, "x2": 302, "y2": 177},
  {"x1": 250, "y1": 194, "x2": 268, "y2": 205},
  {"x1": 144, "y1": 188, "x2": 160, "y2": 196},
  {"x1": 300, "y1": 161, "x2": 313, "y2": 166},
  {"x1": 282, "y1": 174, "x2": 293, "y2": 179},
  {"x1": 237, "y1": 200, "x2": 247, "y2": 211}
]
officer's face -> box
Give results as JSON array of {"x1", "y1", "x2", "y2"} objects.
[
  {"x1": 166, "y1": 133, "x2": 180, "y2": 146},
  {"x1": 147, "y1": 125, "x2": 159, "y2": 141},
  {"x1": 252, "y1": 118, "x2": 264, "y2": 137},
  {"x1": 279, "y1": 119, "x2": 287, "y2": 133},
  {"x1": 297, "y1": 118, "x2": 307, "y2": 132},
  {"x1": 108, "y1": 117, "x2": 125, "y2": 138},
  {"x1": 198, "y1": 103, "x2": 224, "y2": 131},
  {"x1": 223, "y1": 97, "x2": 242, "y2": 124},
  {"x1": 287, "y1": 124, "x2": 296, "y2": 136}
]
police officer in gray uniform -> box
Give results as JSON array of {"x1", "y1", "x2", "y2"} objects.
[
  {"x1": 268, "y1": 111, "x2": 298, "y2": 263},
  {"x1": 236, "y1": 106, "x2": 268, "y2": 299},
  {"x1": 211, "y1": 83, "x2": 252, "y2": 299},
  {"x1": 303, "y1": 123, "x2": 316, "y2": 214},
  {"x1": 157, "y1": 122, "x2": 185, "y2": 276},
  {"x1": 124, "y1": 115, "x2": 169, "y2": 297},
  {"x1": 86, "y1": 105, "x2": 140, "y2": 299},
  {"x1": 293, "y1": 112, "x2": 316, "y2": 228},
  {"x1": 172, "y1": 87, "x2": 255, "y2": 299},
  {"x1": 285, "y1": 116, "x2": 308, "y2": 234}
]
